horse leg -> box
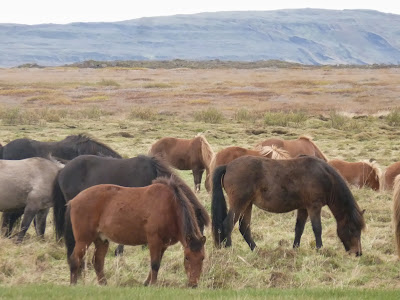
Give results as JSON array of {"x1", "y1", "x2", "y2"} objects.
[
  {"x1": 114, "y1": 244, "x2": 124, "y2": 256},
  {"x1": 1, "y1": 211, "x2": 23, "y2": 237},
  {"x1": 69, "y1": 241, "x2": 88, "y2": 285},
  {"x1": 308, "y1": 206, "x2": 323, "y2": 249},
  {"x1": 293, "y1": 208, "x2": 309, "y2": 248},
  {"x1": 16, "y1": 207, "x2": 39, "y2": 243},
  {"x1": 93, "y1": 238, "x2": 109, "y2": 285},
  {"x1": 239, "y1": 205, "x2": 256, "y2": 250},
  {"x1": 222, "y1": 209, "x2": 241, "y2": 248},
  {"x1": 192, "y1": 169, "x2": 204, "y2": 193},
  {"x1": 144, "y1": 240, "x2": 167, "y2": 286},
  {"x1": 34, "y1": 208, "x2": 50, "y2": 238}
]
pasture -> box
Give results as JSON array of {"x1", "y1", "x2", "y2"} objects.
[{"x1": 0, "y1": 66, "x2": 400, "y2": 297}]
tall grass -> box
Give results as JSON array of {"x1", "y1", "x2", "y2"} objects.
[
  {"x1": 128, "y1": 107, "x2": 157, "y2": 121},
  {"x1": 386, "y1": 110, "x2": 400, "y2": 127}
]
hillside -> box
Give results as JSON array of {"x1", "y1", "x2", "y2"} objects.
[{"x1": 1, "y1": 9, "x2": 400, "y2": 67}]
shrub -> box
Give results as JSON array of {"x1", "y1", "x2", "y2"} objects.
[
  {"x1": 264, "y1": 111, "x2": 307, "y2": 127},
  {"x1": 386, "y1": 110, "x2": 400, "y2": 127},
  {"x1": 193, "y1": 108, "x2": 224, "y2": 123},
  {"x1": 129, "y1": 107, "x2": 157, "y2": 121}
]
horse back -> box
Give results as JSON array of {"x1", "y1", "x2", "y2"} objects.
[
  {"x1": 58, "y1": 155, "x2": 158, "y2": 201},
  {"x1": 215, "y1": 147, "x2": 259, "y2": 167},
  {"x1": 2, "y1": 138, "x2": 46, "y2": 160}
]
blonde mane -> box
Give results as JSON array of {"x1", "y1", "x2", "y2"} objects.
[
  {"x1": 196, "y1": 134, "x2": 215, "y2": 169},
  {"x1": 257, "y1": 145, "x2": 290, "y2": 160},
  {"x1": 362, "y1": 159, "x2": 382, "y2": 186}
]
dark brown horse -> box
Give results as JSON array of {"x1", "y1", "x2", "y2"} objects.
[
  {"x1": 149, "y1": 134, "x2": 214, "y2": 192},
  {"x1": 212, "y1": 156, "x2": 365, "y2": 256},
  {"x1": 205, "y1": 145, "x2": 290, "y2": 191},
  {"x1": 383, "y1": 161, "x2": 400, "y2": 190},
  {"x1": 393, "y1": 175, "x2": 400, "y2": 258},
  {"x1": 255, "y1": 136, "x2": 328, "y2": 161},
  {"x1": 328, "y1": 159, "x2": 381, "y2": 191},
  {"x1": 66, "y1": 176, "x2": 206, "y2": 287}
]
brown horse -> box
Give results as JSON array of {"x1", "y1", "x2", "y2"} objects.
[
  {"x1": 65, "y1": 176, "x2": 207, "y2": 287},
  {"x1": 255, "y1": 136, "x2": 328, "y2": 161},
  {"x1": 383, "y1": 161, "x2": 400, "y2": 190},
  {"x1": 212, "y1": 156, "x2": 365, "y2": 256},
  {"x1": 393, "y1": 175, "x2": 400, "y2": 258},
  {"x1": 205, "y1": 145, "x2": 290, "y2": 191},
  {"x1": 328, "y1": 159, "x2": 381, "y2": 191},
  {"x1": 149, "y1": 134, "x2": 214, "y2": 192}
]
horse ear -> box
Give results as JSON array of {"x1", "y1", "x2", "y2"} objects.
[{"x1": 201, "y1": 236, "x2": 206, "y2": 245}]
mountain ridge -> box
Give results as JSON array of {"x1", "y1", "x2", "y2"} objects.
[{"x1": 1, "y1": 9, "x2": 400, "y2": 67}]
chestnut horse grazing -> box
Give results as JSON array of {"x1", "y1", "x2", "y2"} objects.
[
  {"x1": 255, "y1": 136, "x2": 328, "y2": 161},
  {"x1": 383, "y1": 161, "x2": 400, "y2": 190},
  {"x1": 205, "y1": 145, "x2": 290, "y2": 191},
  {"x1": 393, "y1": 175, "x2": 400, "y2": 258},
  {"x1": 66, "y1": 176, "x2": 206, "y2": 287},
  {"x1": 212, "y1": 156, "x2": 365, "y2": 256},
  {"x1": 149, "y1": 134, "x2": 214, "y2": 192},
  {"x1": 328, "y1": 159, "x2": 381, "y2": 191}
]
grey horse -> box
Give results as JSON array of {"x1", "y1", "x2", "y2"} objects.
[{"x1": 0, "y1": 157, "x2": 64, "y2": 242}]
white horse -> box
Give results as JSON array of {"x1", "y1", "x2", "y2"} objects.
[{"x1": 0, "y1": 157, "x2": 64, "y2": 242}]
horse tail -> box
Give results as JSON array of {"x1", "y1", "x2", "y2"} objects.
[
  {"x1": 211, "y1": 165, "x2": 228, "y2": 247},
  {"x1": 151, "y1": 155, "x2": 210, "y2": 231},
  {"x1": 52, "y1": 175, "x2": 67, "y2": 240},
  {"x1": 206, "y1": 154, "x2": 217, "y2": 193},
  {"x1": 393, "y1": 175, "x2": 400, "y2": 258},
  {"x1": 64, "y1": 203, "x2": 75, "y2": 259},
  {"x1": 299, "y1": 135, "x2": 328, "y2": 162},
  {"x1": 199, "y1": 135, "x2": 214, "y2": 190}
]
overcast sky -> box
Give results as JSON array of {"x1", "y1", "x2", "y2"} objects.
[{"x1": 1, "y1": 0, "x2": 400, "y2": 25}]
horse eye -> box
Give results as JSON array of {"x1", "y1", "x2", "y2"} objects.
[{"x1": 185, "y1": 256, "x2": 189, "y2": 261}]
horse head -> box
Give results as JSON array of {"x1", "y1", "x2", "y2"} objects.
[
  {"x1": 336, "y1": 210, "x2": 365, "y2": 256},
  {"x1": 184, "y1": 235, "x2": 206, "y2": 288}
]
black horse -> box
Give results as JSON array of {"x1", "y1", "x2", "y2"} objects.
[
  {"x1": 1, "y1": 134, "x2": 121, "y2": 237},
  {"x1": 53, "y1": 154, "x2": 210, "y2": 255}
]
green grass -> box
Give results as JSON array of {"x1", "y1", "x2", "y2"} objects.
[{"x1": 0, "y1": 285, "x2": 399, "y2": 299}]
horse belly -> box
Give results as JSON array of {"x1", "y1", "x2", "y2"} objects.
[
  {"x1": 98, "y1": 215, "x2": 147, "y2": 246},
  {"x1": 253, "y1": 194, "x2": 301, "y2": 213}
]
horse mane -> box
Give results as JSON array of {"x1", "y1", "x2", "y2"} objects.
[
  {"x1": 257, "y1": 145, "x2": 290, "y2": 160},
  {"x1": 393, "y1": 174, "x2": 400, "y2": 258},
  {"x1": 196, "y1": 134, "x2": 215, "y2": 169},
  {"x1": 299, "y1": 135, "x2": 328, "y2": 162},
  {"x1": 62, "y1": 134, "x2": 122, "y2": 158},
  {"x1": 362, "y1": 159, "x2": 382, "y2": 185},
  {"x1": 153, "y1": 176, "x2": 203, "y2": 245},
  {"x1": 149, "y1": 154, "x2": 210, "y2": 228},
  {"x1": 327, "y1": 163, "x2": 365, "y2": 231}
]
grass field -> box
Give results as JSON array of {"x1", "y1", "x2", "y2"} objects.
[{"x1": 0, "y1": 66, "x2": 400, "y2": 298}]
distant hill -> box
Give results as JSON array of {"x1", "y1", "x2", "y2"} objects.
[{"x1": 1, "y1": 9, "x2": 400, "y2": 67}]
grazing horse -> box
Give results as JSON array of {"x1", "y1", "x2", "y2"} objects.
[
  {"x1": 0, "y1": 157, "x2": 64, "y2": 242},
  {"x1": 212, "y1": 156, "x2": 365, "y2": 256},
  {"x1": 393, "y1": 175, "x2": 400, "y2": 258},
  {"x1": 66, "y1": 177, "x2": 206, "y2": 287},
  {"x1": 1, "y1": 134, "x2": 121, "y2": 237},
  {"x1": 255, "y1": 136, "x2": 328, "y2": 161},
  {"x1": 53, "y1": 154, "x2": 210, "y2": 255},
  {"x1": 328, "y1": 159, "x2": 381, "y2": 191},
  {"x1": 148, "y1": 134, "x2": 214, "y2": 192},
  {"x1": 383, "y1": 161, "x2": 400, "y2": 190},
  {"x1": 205, "y1": 145, "x2": 290, "y2": 191}
]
